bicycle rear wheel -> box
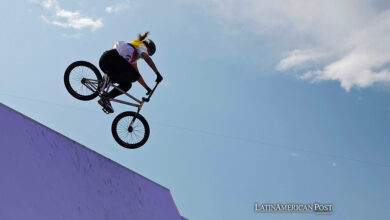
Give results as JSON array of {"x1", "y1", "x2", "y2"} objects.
[
  {"x1": 64, "y1": 61, "x2": 102, "y2": 101},
  {"x1": 112, "y1": 111, "x2": 150, "y2": 149}
]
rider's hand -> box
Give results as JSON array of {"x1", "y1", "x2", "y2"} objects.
[
  {"x1": 146, "y1": 87, "x2": 152, "y2": 95},
  {"x1": 156, "y1": 72, "x2": 163, "y2": 83}
]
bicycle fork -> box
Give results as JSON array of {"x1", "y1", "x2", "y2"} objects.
[{"x1": 129, "y1": 103, "x2": 144, "y2": 129}]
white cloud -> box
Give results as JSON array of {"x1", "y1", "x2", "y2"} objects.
[
  {"x1": 332, "y1": 162, "x2": 337, "y2": 167},
  {"x1": 105, "y1": 6, "x2": 118, "y2": 14},
  {"x1": 105, "y1": 0, "x2": 133, "y2": 14},
  {"x1": 298, "y1": 10, "x2": 390, "y2": 91},
  {"x1": 276, "y1": 50, "x2": 325, "y2": 71},
  {"x1": 198, "y1": 0, "x2": 390, "y2": 91},
  {"x1": 62, "y1": 32, "x2": 84, "y2": 39},
  {"x1": 291, "y1": 153, "x2": 300, "y2": 158},
  {"x1": 35, "y1": 0, "x2": 103, "y2": 31}
]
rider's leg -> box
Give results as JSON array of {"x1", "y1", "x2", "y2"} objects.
[
  {"x1": 97, "y1": 49, "x2": 139, "y2": 113},
  {"x1": 98, "y1": 75, "x2": 133, "y2": 113},
  {"x1": 107, "y1": 80, "x2": 132, "y2": 98},
  {"x1": 104, "y1": 67, "x2": 139, "y2": 98},
  {"x1": 99, "y1": 49, "x2": 138, "y2": 77},
  {"x1": 99, "y1": 49, "x2": 140, "y2": 99},
  {"x1": 98, "y1": 98, "x2": 114, "y2": 113}
]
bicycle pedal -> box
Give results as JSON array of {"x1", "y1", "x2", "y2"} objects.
[{"x1": 102, "y1": 108, "x2": 110, "y2": 114}]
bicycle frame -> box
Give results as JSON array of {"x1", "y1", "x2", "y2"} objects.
[
  {"x1": 103, "y1": 82, "x2": 143, "y2": 109},
  {"x1": 82, "y1": 75, "x2": 159, "y2": 113}
]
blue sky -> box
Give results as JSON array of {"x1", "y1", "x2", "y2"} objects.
[{"x1": 1, "y1": 0, "x2": 390, "y2": 219}]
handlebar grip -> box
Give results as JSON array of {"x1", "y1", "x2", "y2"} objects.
[
  {"x1": 142, "y1": 97, "x2": 150, "y2": 102},
  {"x1": 142, "y1": 82, "x2": 160, "y2": 103}
]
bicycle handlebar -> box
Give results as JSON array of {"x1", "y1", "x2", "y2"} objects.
[{"x1": 142, "y1": 82, "x2": 160, "y2": 102}]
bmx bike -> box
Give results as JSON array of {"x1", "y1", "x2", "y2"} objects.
[{"x1": 63, "y1": 60, "x2": 159, "y2": 149}]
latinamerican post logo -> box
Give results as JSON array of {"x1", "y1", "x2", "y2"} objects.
[{"x1": 254, "y1": 202, "x2": 333, "y2": 214}]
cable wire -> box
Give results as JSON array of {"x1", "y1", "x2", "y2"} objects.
[{"x1": 1, "y1": 92, "x2": 389, "y2": 168}]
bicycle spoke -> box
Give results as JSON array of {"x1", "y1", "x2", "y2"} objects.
[
  {"x1": 68, "y1": 66, "x2": 99, "y2": 96},
  {"x1": 115, "y1": 115, "x2": 146, "y2": 145}
]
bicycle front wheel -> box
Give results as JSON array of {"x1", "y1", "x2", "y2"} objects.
[
  {"x1": 64, "y1": 61, "x2": 102, "y2": 101},
  {"x1": 112, "y1": 111, "x2": 150, "y2": 149}
]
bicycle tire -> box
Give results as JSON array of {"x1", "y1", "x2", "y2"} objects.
[
  {"x1": 112, "y1": 111, "x2": 150, "y2": 149},
  {"x1": 64, "y1": 61, "x2": 102, "y2": 101}
]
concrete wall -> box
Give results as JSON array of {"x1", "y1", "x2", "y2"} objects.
[{"x1": 0, "y1": 103, "x2": 187, "y2": 220}]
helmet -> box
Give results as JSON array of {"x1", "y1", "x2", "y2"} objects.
[{"x1": 143, "y1": 39, "x2": 156, "y2": 56}]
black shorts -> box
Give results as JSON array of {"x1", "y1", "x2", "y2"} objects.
[{"x1": 99, "y1": 49, "x2": 140, "y2": 83}]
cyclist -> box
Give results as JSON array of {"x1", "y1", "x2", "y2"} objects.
[{"x1": 98, "y1": 32, "x2": 163, "y2": 113}]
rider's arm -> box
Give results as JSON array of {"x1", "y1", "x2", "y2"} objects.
[
  {"x1": 131, "y1": 62, "x2": 150, "y2": 90},
  {"x1": 138, "y1": 75, "x2": 150, "y2": 91},
  {"x1": 131, "y1": 62, "x2": 140, "y2": 73},
  {"x1": 141, "y1": 52, "x2": 159, "y2": 74}
]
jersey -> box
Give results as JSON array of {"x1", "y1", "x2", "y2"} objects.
[{"x1": 113, "y1": 40, "x2": 148, "y2": 64}]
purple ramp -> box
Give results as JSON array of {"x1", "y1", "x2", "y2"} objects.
[{"x1": 0, "y1": 103, "x2": 188, "y2": 220}]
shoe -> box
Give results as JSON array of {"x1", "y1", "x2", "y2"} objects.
[{"x1": 98, "y1": 97, "x2": 114, "y2": 113}]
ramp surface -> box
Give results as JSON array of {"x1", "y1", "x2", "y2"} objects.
[{"x1": 0, "y1": 103, "x2": 188, "y2": 220}]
